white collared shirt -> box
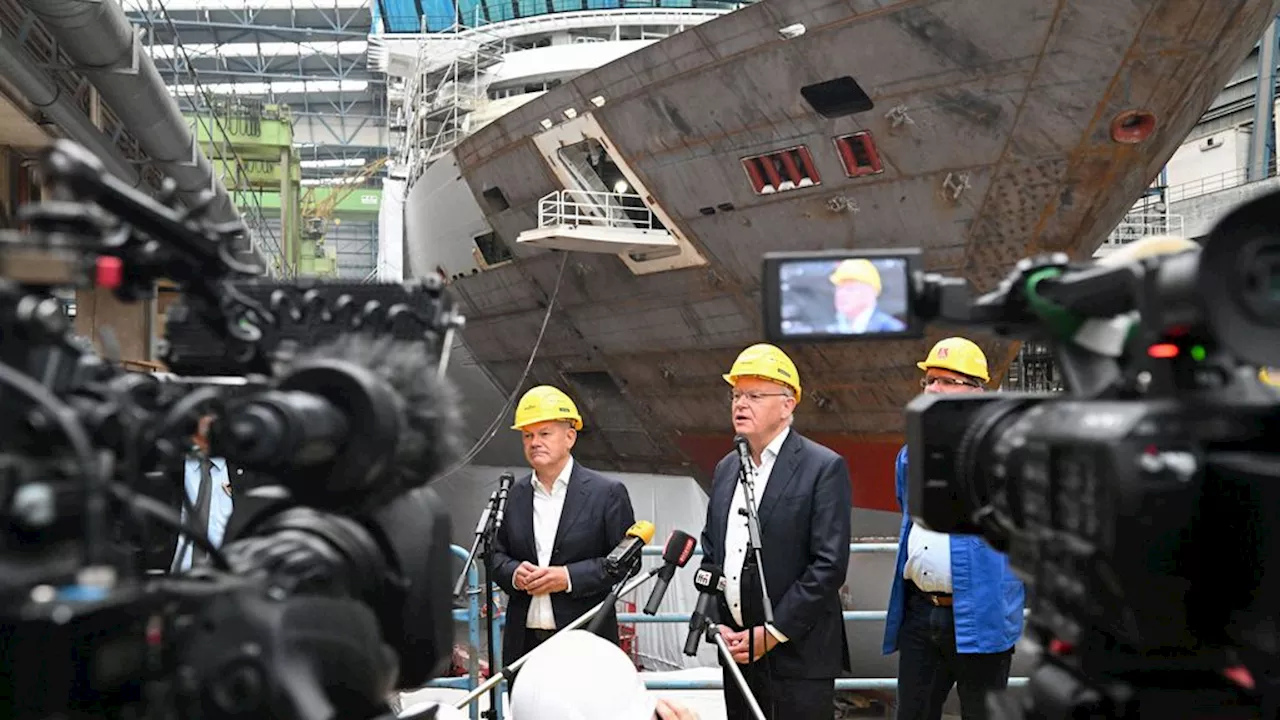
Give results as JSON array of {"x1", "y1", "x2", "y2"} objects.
[
  {"x1": 723, "y1": 427, "x2": 790, "y2": 642},
  {"x1": 903, "y1": 521, "x2": 953, "y2": 593},
  {"x1": 527, "y1": 455, "x2": 574, "y2": 630}
]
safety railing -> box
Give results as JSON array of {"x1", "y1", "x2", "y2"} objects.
[
  {"x1": 1163, "y1": 168, "x2": 1249, "y2": 204},
  {"x1": 1103, "y1": 213, "x2": 1184, "y2": 246},
  {"x1": 429, "y1": 542, "x2": 1028, "y2": 718},
  {"x1": 537, "y1": 189, "x2": 662, "y2": 231}
]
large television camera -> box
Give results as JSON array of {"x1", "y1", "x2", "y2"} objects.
[
  {"x1": 760, "y1": 190, "x2": 1280, "y2": 718},
  {"x1": 0, "y1": 140, "x2": 464, "y2": 720}
]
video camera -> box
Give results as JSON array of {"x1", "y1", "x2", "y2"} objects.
[
  {"x1": 760, "y1": 190, "x2": 1280, "y2": 718},
  {"x1": 0, "y1": 140, "x2": 464, "y2": 720}
]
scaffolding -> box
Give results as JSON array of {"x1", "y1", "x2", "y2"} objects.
[{"x1": 393, "y1": 26, "x2": 506, "y2": 182}]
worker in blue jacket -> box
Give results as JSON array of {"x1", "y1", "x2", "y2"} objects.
[{"x1": 882, "y1": 337, "x2": 1025, "y2": 720}]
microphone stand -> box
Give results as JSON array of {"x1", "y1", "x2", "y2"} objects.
[
  {"x1": 454, "y1": 565, "x2": 663, "y2": 710},
  {"x1": 452, "y1": 486, "x2": 505, "y2": 720},
  {"x1": 737, "y1": 454, "x2": 774, "y2": 682},
  {"x1": 585, "y1": 557, "x2": 642, "y2": 635},
  {"x1": 707, "y1": 622, "x2": 768, "y2": 720}
]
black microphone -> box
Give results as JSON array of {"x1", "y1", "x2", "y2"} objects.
[
  {"x1": 734, "y1": 434, "x2": 754, "y2": 474},
  {"x1": 684, "y1": 563, "x2": 726, "y2": 656},
  {"x1": 604, "y1": 521, "x2": 656, "y2": 578},
  {"x1": 211, "y1": 334, "x2": 464, "y2": 515},
  {"x1": 493, "y1": 471, "x2": 513, "y2": 532},
  {"x1": 643, "y1": 530, "x2": 697, "y2": 615}
]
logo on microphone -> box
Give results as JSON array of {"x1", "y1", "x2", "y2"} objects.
[{"x1": 695, "y1": 568, "x2": 711, "y2": 585}]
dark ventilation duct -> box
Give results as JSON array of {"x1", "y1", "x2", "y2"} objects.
[{"x1": 19, "y1": 0, "x2": 263, "y2": 267}]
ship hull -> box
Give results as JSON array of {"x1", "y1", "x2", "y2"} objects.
[{"x1": 417, "y1": 0, "x2": 1280, "y2": 493}]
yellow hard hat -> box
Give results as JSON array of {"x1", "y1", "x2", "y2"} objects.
[
  {"x1": 1261, "y1": 367, "x2": 1279, "y2": 387},
  {"x1": 917, "y1": 337, "x2": 990, "y2": 383},
  {"x1": 512, "y1": 385, "x2": 584, "y2": 431},
  {"x1": 723, "y1": 343, "x2": 802, "y2": 403},
  {"x1": 829, "y1": 258, "x2": 882, "y2": 294}
]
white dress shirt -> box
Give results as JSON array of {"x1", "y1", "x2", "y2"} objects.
[
  {"x1": 526, "y1": 456, "x2": 574, "y2": 630},
  {"x1": 724, "y1": 426, "x2": 790, "y2": 642},
  {"x1": 903, "y1": 521, "x2": 953, "y2": 593}
]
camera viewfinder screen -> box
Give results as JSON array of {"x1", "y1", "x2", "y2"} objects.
[{"x1": 776, "y1": 256, "x2": 911, "y2": 337}]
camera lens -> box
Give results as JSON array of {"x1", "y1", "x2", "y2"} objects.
[
  {"x1": 954, "y1": 398, "x2": 1043, "y2": 536},
  {"x1": 1240, "y1": 240, "x2": 1280, "y2": 322}
]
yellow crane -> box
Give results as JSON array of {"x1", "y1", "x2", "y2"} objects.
[{"x1": 299, "y1": 156, "x2": 389, "y2": 242}]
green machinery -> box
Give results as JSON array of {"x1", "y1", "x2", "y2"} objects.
[{"x1": 187, "y1": 98, "x2": 339, "y2": 278}]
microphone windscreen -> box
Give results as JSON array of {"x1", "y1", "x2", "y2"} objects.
[
  {"x1": 662, "y1": 530, "x2": 697, "y2": 566},
  {"x1": 693, "y1": 563, "x2": 725, "y2": 593},
  {"x1": 291, "y1": 335, "x2": 464, "y2": 500},
  {"x1": 626, "y1": 520, "x2": 656, "y2": 543}
]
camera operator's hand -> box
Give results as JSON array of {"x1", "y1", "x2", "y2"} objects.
[
  {"x1": 523, "y1": 565, "x2": 570, "y2": 595},
  {"x1": 655, "y1": 698, "x2": 699, "y2": 719},
  {"x1": 513, "y1": 561, "x2": 538, "y2": 591}
]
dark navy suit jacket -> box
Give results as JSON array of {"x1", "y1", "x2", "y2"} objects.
[
  {"x1": 699, "y1": 430, "x2": 853, "y2": 679},
  {"x1": 490, "y1": 461, "x2": 636, "y2": 665}
]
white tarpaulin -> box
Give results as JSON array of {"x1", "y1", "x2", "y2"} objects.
[{"x1": 376, "y1": 176, "x2": 405, "y2": 282}]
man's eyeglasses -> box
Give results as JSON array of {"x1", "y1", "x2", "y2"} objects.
[
  {"x1": 730, "y1": 390, "x2": 791, "y2": 404},
  {"x1": 920, "y1": 376, "x2": 982, "y2": 390}
]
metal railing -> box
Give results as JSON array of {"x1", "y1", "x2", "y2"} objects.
[
  {"x1": 1104, "y1": 213, "x2": 1185, "y2": 246},
  {"x1": 428, "y1": 542, "x2": 1029, "y2": 717},
  {"x1": 1163, "y1": 168, "x2": 1250, "y2": 204},
  {"x1": 537, "y1": 189, "x2": 662, "y2": 231}
]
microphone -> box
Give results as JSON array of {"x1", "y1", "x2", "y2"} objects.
[
  {"x1": 734, "y1": 434, "x2": 754, "y2": 475},
  {"x1": 493, "y1": 471, "x2": 513, "y2": 532},
  {"x1": 604, "y1": 520, "x2": 656, "y2": 577},
  {"x1": 642, "y1": 530, "x2": 697, "y2": 615},
  {"x1": 684, "y1": 563, "x2": 727, "y2": 656},
  {"x1": 210, "y1": 334, "x2": 465, "y2": 515}
]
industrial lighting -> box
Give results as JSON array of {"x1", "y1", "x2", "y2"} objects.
[
  {"x1": 539, "y1": 118, "x2": 554, "y2": 129},
  {"x1": 590, "y1": 95, "x2": 606, "y2": 107},
  {"x1": 613, "y1": 179, "x2": 630, "y2": 194},
  {"x1": 563, "y1": 108, "x2": 578, "y2": 119}
]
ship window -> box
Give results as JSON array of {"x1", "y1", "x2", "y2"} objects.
[
  {"x1": 740, "y1": 146, "x2": 821, "y2": 195},
  {"x1": 801, "y1": 76, "x2": 874, "y2": 118},
  {"x1": 474, "y1": 231, "x2": 512, "y2": 266},
  {"x1": 834, "y1": 132, "x2": 884, "y2": 178}
]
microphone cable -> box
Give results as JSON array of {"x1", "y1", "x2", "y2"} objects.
[{"x1": 436, "y1": 251, "x2": 569, "y2": 481}]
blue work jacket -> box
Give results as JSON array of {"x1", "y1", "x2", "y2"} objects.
[{"x1": 882, "y1": 446, "x2": 1025, "y2": 655}]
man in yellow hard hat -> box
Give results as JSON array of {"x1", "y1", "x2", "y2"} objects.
[
  {"x1": 826, "y1": 258, "x2": 906, "y2": 334},
  {"x1": 883, "y1": 337, "x2": 1025, "y2": 720},
  {"x1": 490, "y1": 385, "x2": 636, "y2": 673},
  {"x1": 697, "y1": 343, "x2": 852, "y2": 720}
]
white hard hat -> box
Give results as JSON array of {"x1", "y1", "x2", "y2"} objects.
[{"x1": 509, "y1": 630, "x2": 656, "y2": 720}]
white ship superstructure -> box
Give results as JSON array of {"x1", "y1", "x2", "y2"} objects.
[{"x1": 370, "y1": 2, "x2": 756, "y2": 284}]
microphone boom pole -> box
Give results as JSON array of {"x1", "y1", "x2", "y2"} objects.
[
  {"x1": 454, "y1": 565, "x2": 663, "y2": 710},
  {"x1": 709, "y1": 622, "x2": 767, "y2": 720}
]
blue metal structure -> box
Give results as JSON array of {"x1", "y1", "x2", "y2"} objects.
[
  {"x1": 435, "y1": 542, "x2": 1028, "y2": 719},
  {"x1": 1247, "y1": 16, "x2": 1278, "y2": 182},
  {"x1": 375, "y1": 0, "x2": 755, "y2": 34}
]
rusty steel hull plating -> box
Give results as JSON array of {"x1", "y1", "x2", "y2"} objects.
[{"x1": 420, "y1": 0, "x2": 1280, "y2": 502}]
